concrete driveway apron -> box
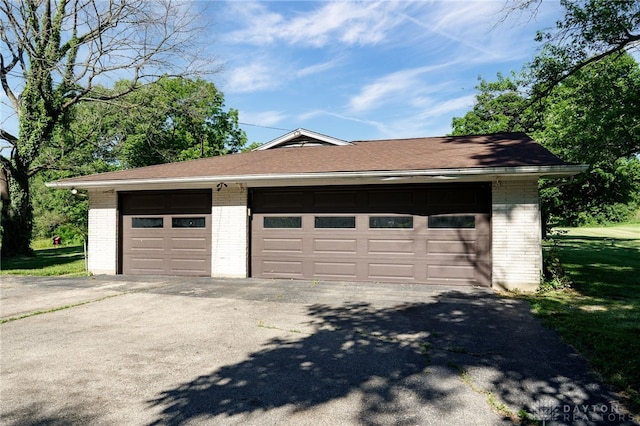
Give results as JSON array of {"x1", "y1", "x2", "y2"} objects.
[{"x1": 0, "y1": 275, "x2": 636, "y2": 425}]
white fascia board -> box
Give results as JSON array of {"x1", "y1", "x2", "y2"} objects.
[
  {"x1": 45, "y1": 164, "x2": 589, "y2": 190},
  {"x1": 253, "y1": 128, "x2": 351, "y2": 151}
]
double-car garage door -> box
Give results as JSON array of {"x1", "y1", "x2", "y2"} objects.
[{"x1": 251, "y1": 184, "x2": 491, "y2": 286}]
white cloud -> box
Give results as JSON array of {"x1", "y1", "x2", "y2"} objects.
[
  {"x1": 224, "y1": 62, "x2": 280, "y2": 93},
  {"x1": 416, "y1": 95, "x2": 477, "y2": 119},
  {"x1": 347, "y1": 63, "x2": 458, "y2": 113},
  {"x1": 224, "y1": 1, "x2": 410, "y2": 47},
  {"x1": 295, "y1": 58, "x2": 342, "y2": 78},
  {"x1": 240, "y1": 110, "x2": 288, "y2": 127},
  {"x1": 297, "y1": 109, "x2": 389, "y2": 134}
]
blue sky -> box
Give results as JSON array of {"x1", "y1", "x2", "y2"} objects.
[
  {"x1": 205, "y1": 1, "x2": 564, "y2": 145},
  {"x1": 0, "y1": 1, "x2": 563, "y2": 149}
]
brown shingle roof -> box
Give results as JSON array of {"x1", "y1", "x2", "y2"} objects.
[{"x1": 51, "y1": 133, "x2": 570, "y2": 185}]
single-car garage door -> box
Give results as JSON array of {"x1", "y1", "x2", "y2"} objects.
[
  {"x1": 119, "y1": 190, "x2": 212, "y2": 276},
  {"x1": 251, "y1": 184, "x2": 491, "y2": 286}
]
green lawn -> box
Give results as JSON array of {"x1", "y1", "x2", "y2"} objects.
[
  {"x1": 0, "y1": 244, "x2": 87, "y2": 276},
  {"x1": 514, "y1": 223, "x2": 640, "y2": 413}
]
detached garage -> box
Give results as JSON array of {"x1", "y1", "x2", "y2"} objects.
[{"x1": 47, "y1": 129, "x2": 586, "y2": 291}]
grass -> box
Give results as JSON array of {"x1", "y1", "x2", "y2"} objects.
[
  {"x1": 1, "y1": 242, "x2": 87, "y2": 276},
  {"x1": 512, "y1": 223, "x2": 640, "y2": 413}
]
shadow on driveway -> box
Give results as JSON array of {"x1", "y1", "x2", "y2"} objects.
[{"x1": 147, "y1": 290, "x2": 633, "y2": 426}]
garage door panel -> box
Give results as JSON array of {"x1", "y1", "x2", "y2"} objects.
[
  {"x1": 313, "y1": 191, "x2": 358, "y2": 208},
  {"x1": 427, "y1": 240, "x2": 475, "y2": 255},
  {"x1": 128, "y1": 256, "x2": 165, "y2": 274},
  {"x1": 126, "y1": 237, "x2": 165, "y2": 251},
  {"x1": 313, "y1": 239, "x2": 357, "y2": 254},
  {"x1": 368, "y1": 239, "x2": 414, "y2": 254},
  {"x1": 369, "y1": 263, "x2": 415, "y2": 279},
  {"x1": 170, "y1": 258, "x2": 210, "y2": 275},
  {"x1": 368, "y1": 189, "x2": 416, "y2": 209},
  {"x1": 261, "y1": 260, "x2": 304, "y2": 276},
  {"x1": 313, "y1": 261, "x2": 358, "y2": 279},
  {"x1": 428, "y1": 264, "x2": 476, "y2": 279},
  {"x1": 261, "y1": 237, "x2": 304, "y2": 253},
  {"x1": 169, "y1": 237, "x2": 209, "y2": 251}
]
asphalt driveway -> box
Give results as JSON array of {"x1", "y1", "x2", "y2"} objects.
[{"x1": 0, "y1": 276, "x2": 636, "y2": 426}]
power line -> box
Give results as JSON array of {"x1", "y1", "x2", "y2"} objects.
[{"x1": 239, "y1": 122, "x2": 292, "y2": 132}]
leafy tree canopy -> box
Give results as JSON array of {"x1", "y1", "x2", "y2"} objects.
[
  {"x1": 1, "y1": 0, "x2": 213, "y2": 256},
  {"x1": 451, "y1": 53, "x2": 640, "y2": 227},
  {"x1": 521, "y1": 0, "x2": 640, "y2": 97},
  {"x1": 70, "y1": 77, "x2": 247, "y2": 169},
  {"x1": 30, "y1": 76, "x2": 246, "y2": 241}
]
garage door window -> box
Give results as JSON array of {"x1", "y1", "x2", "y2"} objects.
[
  {"x1": 264, "y1": 216, "x2": 302, "y2": 228},
  {"x1": 132, "y1": 217, "x2": 163, "y2": 228},
  {"x1": 314, "y1": 216, "x2": 356, "y2": 228},
  {"x1": 428, "y1": 215, "x2": 475, "y2": 228},
  {"x1": 172, "y1": 217, "x2": 206, "y2": 228},
  {"x1": 369, "y1": 216, "x2": 413, "y2": 229}
]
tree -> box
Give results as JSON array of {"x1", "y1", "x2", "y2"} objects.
[
  {"x1": 538, "y1": 53, "x2": 640, "y2": 164},
  {"x1": 109, "y1": 77, "x2": 246, "y2": 168},
  {"x1": 511, "y1": 0, "x2": 640, "y2": 98},
  {"x1": 450, "y1": 73, "x2": 531, "y2": 136},
  {"x1": 29, "y1": 76, "x2": 246, "y2": 244},
  {"x1": 0, "y1": 0, "x2": 213, "y2": 256},
  {"x1": 451, "y1": 53, "x2": 640, "y2": 227}
]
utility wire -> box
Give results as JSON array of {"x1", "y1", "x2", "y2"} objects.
[{"x1": 239, "y1": 122, "x2": 292, "y2": 132}]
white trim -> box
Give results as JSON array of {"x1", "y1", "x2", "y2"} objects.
[
  {"x1": 46, "y1": 165, "x2": 589, "y2": 190},
  {"x1": 253, "y1": 128, "x2": 351, "y2": 150}
]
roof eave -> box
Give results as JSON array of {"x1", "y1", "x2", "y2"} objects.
[{"x1": 45, "y1": 164, "x2": 589, "y2": 190}]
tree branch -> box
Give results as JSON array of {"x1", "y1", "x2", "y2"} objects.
[{"x1": 0, "y1": 129, "x2": 18, "y2": 146}]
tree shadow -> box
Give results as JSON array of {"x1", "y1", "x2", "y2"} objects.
[
  {"x1": 0, "y1": 402, "x2": 99, "y2": 426},
  {"x1": 147, "y1": 290, "x2": 631, "y2": 425},
  {"x1": 0, "y1": 245, "x2": 84, "y2": 271},
  {"x1": 439, "y1": 133, "x2": 568, "y2": 167},
  {"x1": 548, "y1": 235, "x2": 640, "y2": 299}
]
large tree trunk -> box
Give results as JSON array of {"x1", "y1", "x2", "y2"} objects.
[
  {"x1": 1, "y1": 166, "x2": 33, "y2": 256},
  {"x1": 1, "y1": 74, "x2": 53, "y2": 257}
]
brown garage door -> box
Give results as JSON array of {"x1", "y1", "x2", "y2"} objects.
[
  {"x1": 119, "y1": 190, "x2": 212, "y2": 276},
  {"x1": 251, "y1": 184, "x2": 491, "y2": 286}
]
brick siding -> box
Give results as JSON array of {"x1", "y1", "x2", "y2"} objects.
[
  {"x1": 491, "y1": 179, "x2": 542, "y2": 291},
  {"x1": 87, "y1": 190, "x2": 117, "y2": 274},
  {"x1": 211, "y1": 186, "x2": 249, "y2": 277}
]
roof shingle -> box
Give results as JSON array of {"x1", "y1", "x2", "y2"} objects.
[{"x1": 51, "y1": 132, "x2": 570, "y2": 185}]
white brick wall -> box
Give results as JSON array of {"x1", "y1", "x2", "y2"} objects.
[
  {"x1": 211, "y1": 186, "x2": 248, "y2": 277},
  {"x1": 492, "y1": 179, "x2": 542, "y2": 291},
  {"x1": 87, "y1": 190, "x2": 117, "y2": 274}
]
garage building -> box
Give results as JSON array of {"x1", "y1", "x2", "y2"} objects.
[{"x1": 47, "y1": 129, "x2": 586, "y2": 291}]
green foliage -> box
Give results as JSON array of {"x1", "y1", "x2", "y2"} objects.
[
  {"x1": 542, "y1": 158, "x2": 640, "y2": 227},
  {"x1": 529, "y1": 0, "x2": 640, "y2": 98},
  {"x1": 516, "y1": 224, "x2": 640, "y2": 412},
  {"x1": 1, "y1": 1, "x2": 211, "y2": 256},
  {"x1": 450, "y1": 73, "x2": 531, "y2": 135},
  {"x1": 92, "y1": 77, "x2": 247, "y2": 168},
  {"x1": 539, "y1": 244, "x2": 572, "y2": 293},
  {"x1": 25, "y1": 77, "x2": 246, "y2": 243},
  {"x1": 452, "y1": 52, "x2": 640, "y2": 227},
  {"x1": 538, "y1": 53, "x2": 640, "y2": 164},
  {"x1": 456, "y1": 2, "x2": 640, "y2": 228}
]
